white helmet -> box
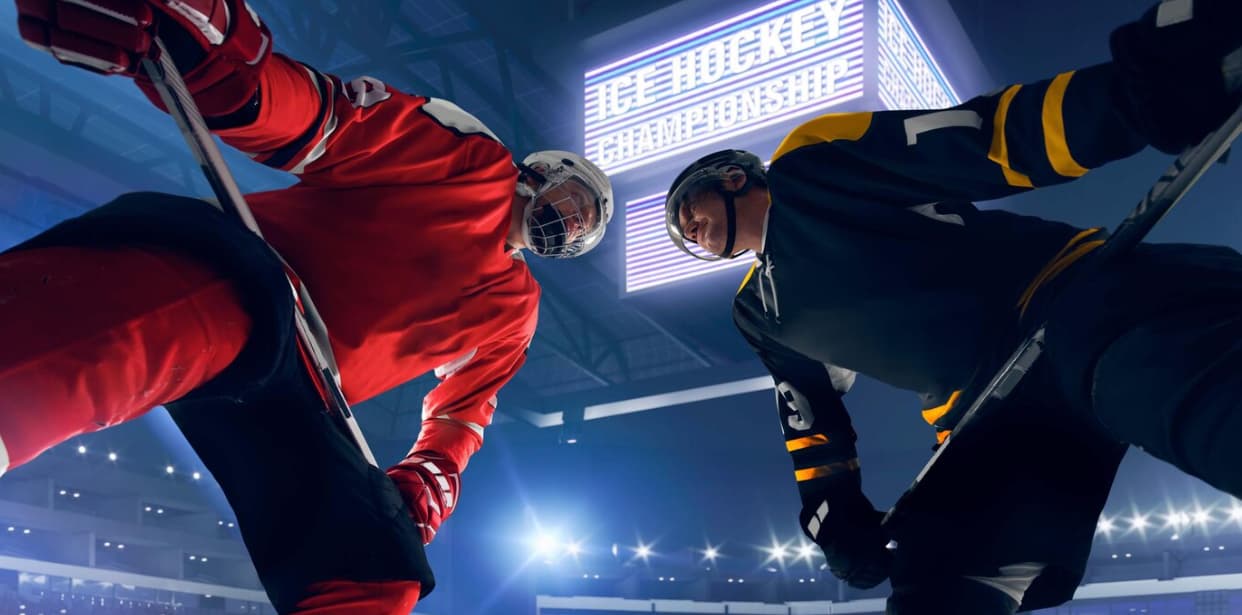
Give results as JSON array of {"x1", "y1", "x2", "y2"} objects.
[{"x1": 518, "y1": 150, "x2": 613, "y2": 258}]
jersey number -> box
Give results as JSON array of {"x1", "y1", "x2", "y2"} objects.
[
  {"x1": 347, "y1": 76, "x2": 392, "y2": 109},
  {"x1": 903, "y1": 109, "x2": 983, "y2": 145},
  {"x1": 777, "y1": 381, "x2": 815, "y2": 431}
]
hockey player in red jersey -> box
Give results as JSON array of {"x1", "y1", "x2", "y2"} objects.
[{"x1": 3, "y1": 0, "x2": 613, "y2": 612}]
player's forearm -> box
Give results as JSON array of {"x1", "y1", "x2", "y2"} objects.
[
  {"x1": 209, "y1": 53, "x2": 328, "y2": 166},
  {"x1": 991, "y1": 62, "x2": 1146, "y2": 183},
  {"x1": 786, "y1": 429, "x2": 862, "y2": 502},
  {"x1": 412, "y1": 416, "x2": 484, "y2": 473}
]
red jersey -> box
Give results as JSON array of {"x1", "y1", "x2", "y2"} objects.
[{"x1": 214, "y1": 54, "x2": 538, "y2": 470}]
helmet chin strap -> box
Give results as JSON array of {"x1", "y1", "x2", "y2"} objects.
[
  {"x1": 716, "y1": 170, "x2": 755, "y2": 259},
  {"x1": 720, "y1": 190, "x2": 738, "y2": 259}
]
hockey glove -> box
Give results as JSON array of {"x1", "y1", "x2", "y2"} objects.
[
  {"x1": 16, "y1": 0, "x2": 271, "y2": 117},
  {"x1": 800, "y1": 484, "x2": 892, "y2": 589},
  {"x1": 1111, "y1": 0, "x2": 1242, "y2": 153},
  {"x1": 387, "y1": 450, "x2": 462, "y2": 546}
]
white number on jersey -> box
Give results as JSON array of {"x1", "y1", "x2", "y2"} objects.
[{"x1": 346, "y1": 76, "x2": 392, "y2": 109}]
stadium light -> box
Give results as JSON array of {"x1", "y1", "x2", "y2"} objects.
[
  {"x1": 165, "y1": 465, "x2": 175, "y2": 475},
  {"x1": 1097, "y1": 516, "x2": 1114, "y2": 535},
  {"x1": 1165, "y1": 511, "x2": 1190, "y2": 529},
  {"x1": 566, "y1": 541, "x2": 582, "y2": 557},
  {"x1": 1129, "y1": 514, "x2": 1149, "y2": 532},
  {"x1": 1230, "y1": 503, "x2": 1242, "y2": 522},
  {"x1": 108, "y1": 452, "x2": 117, "y2": 462},
  {"x1": 635, "y1": 543, "x2": 653, "y2": 560},
  {"x1": 534, "y1": 533, "x2": 559, "y2": 558},
  {"x1": 765, "y1": 542, "x2": 788, "y2": 563},
  {"x1": 76, "y1": 445, "x2": 86, "y2": 455},
  {"x1": 703, "y1": 546, "x2": 719, "y2": 561},
  {"x1": 797, "y1": 543, "x2": 816, "y2": 561},
  {"x1": 1192, "y1": 509, "x2": 1212, "y2": 525}
]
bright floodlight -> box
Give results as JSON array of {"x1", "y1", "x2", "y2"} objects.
[
  {"x1": 534, "y1": 534, "x2": 558, "y2": 557},
  {"x1": 107, "y1": 452, "x2": 117, "y2": 462},
  {"x1": 1192, "y1": 509, "x2": 1212, "y2": 525},
  {"x1": 76, "y1": 445, "x2": 86, "y2": 455},
  {"x1": 1229, "y1": 503, "x2": 1242, "y2": 522},
  {"x1": 635, "y1": 544, "x2": 652, "y2": 560},
  {"x1": 1165, "y1": 511, "x2": 1190, "y2": 528},
  {"x1": 165, "y1": 465, "x2": 174, "y2": 475},
  {"x1": 1129, "y1": 514, "x2": 1149, "y2": 531},
  {"x1": 703, "y1": 546, "x2": 719, "y2": 561},
  {"x1": 192, "y1": 472, "x2": 202, "y2": 481},
  {"x1": 566, "y1": 542, "x2": 582, "y2": 556},
  {"x1": 766, "y1": 543, "x2": 788, "y2": 562},
  {"x1": 1097, "y1": 517, "x2": 1114, "y2": 534},
  {"x1": 797, "y1": 544, "x2": 816, "y2": 560}
]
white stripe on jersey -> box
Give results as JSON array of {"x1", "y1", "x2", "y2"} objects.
[
  {"x1": 290, "y1": 68, "x2": 339, "y2": 175},
  {"x1": 434, "y1": 348, "x2": 479, "y2": 379},
  {"x1": 422, "y1": 98, "x2": 503, "y2": 144}
]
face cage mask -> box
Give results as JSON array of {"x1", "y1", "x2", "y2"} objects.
[
  {"x1": 665, "y1": 167, "x2": 749, "y2": 262},
  {"x1": 520, "y1": 172, "x2": 603, "y2": 259}
]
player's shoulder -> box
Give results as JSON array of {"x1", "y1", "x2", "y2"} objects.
[{"x1": 771, "y1": 112, "x2": 874, "y2": 163}]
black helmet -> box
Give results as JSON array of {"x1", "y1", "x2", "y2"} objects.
[{"x1": 664, "y1": 149, "x2": 766, "y2": 261}]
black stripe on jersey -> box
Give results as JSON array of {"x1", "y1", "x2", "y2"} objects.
[{"x1": 263, "y1": 63, "x2": 332, "y2": 170}]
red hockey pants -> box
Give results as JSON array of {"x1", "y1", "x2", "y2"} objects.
[{"x1": 0, "y1": 245, "x2": 421, "y2": 614}]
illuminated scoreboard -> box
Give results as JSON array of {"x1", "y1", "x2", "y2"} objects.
[
  {"x1": 586, "y1": 0, "x2": 865, "y2": 176},
  {"x1": 588, "y1": 0, "x2": 964, "y2": 293}
]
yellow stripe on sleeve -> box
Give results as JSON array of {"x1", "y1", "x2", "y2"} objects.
[
  {"x1": 987, "y1": 85, "x2": 1035, "y2": 188},
  {"x1": 794, "y1": 458, "x2": 861, "y2": 482},
  {"x1": 786, "y1": 434, "x2": 830, "y2": 452},
  {"x1": 1042, "y1": 70, "x2": 1090, "y2": 178}
]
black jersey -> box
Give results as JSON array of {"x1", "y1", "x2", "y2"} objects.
[{"x1": 732, "y1": 62, "x2": 1148, "y2": 501}]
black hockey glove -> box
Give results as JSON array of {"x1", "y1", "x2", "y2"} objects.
[
  {"x1": 1111, "y1": 0, "x2": 1242, "y2": 154},
  {"x1": 799, "y1": 483, "x2": 892, "y2": 589}
]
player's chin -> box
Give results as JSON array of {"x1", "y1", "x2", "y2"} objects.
[{"x1": 702, "y1": 237, "x2": 727, "y2": 258}]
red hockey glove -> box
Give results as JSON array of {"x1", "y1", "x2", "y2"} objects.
[
  {"x1": 16, "y1": 0, "x2": 271, "y2": 116},
  {"x1": 387, "y1": 451, "x2": 462, "y2": 546}
]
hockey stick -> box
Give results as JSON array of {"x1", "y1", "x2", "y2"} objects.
[
  {"x1": 140, "y1": 39, "x2": 379, "y2": 468},
  {"x1": 884, "y1": 97, "x2": 1242, "y2": 528}
]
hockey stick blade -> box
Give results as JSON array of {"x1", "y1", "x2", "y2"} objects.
[
  {"x1": 884, "y1": 99, "x2": 1242, "y2": 529},
  {"x1": 140, "y1": 41, "x2": 378, "y2": 468}
]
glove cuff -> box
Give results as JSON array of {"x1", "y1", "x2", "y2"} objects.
[
  {"x1": 136, "y1": 0, "x2": 273, "y2": 117},
  {"x1": 389, "y1": 450, "x2": 462, "y2": 518}
]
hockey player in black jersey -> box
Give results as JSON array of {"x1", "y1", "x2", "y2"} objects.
[{"x1": 664, "y1": 1, "x2": 1242, "y2": 612}]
